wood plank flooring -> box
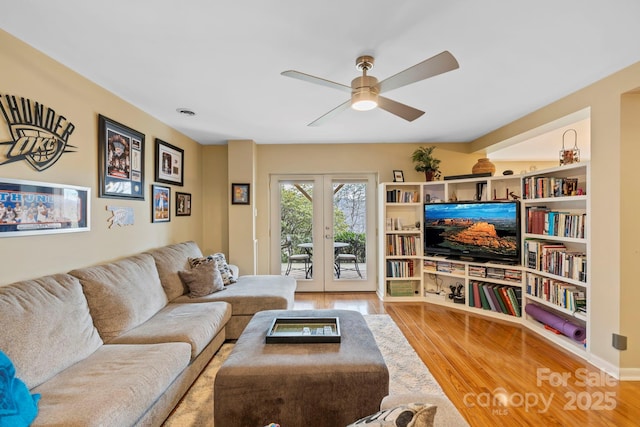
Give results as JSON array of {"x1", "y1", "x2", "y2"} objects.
[{"x1": 293, "y1": 292, "x2": 640, "y2": 427}]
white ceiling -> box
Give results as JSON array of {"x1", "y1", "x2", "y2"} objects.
[{"x1": 2, "y1": 1, "x2": 639, "y2": 151}]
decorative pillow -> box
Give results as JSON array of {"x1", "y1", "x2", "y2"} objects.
[
  {"x1": 347, "y1": 403, "x2": 437, "y2": 427},
  {"x1": 179, "y1": 259, "x2": 225, "y2": 297},
  {"x1": 189, "y1": 253, "x2": 236, "y2": 285},
  {"x1": 210, "y1": 253, "x2": 237, "y2": 285},
  {"x1": 0, "y1": 350, "x2": 40, "y2": 427}
]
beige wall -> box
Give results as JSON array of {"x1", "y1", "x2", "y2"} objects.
[
  {"x1": 200, "y1": 145, "x2": 228, "y2": 255},
  {"x1": 620, "y1": 92, "x2": 640, "y2": 370},
  {"x1": 471, "y1": 61, "x2": 640, "y2": 375},
  {"x1": 0, "y1": 30, "x2": 204, "y2": 285}
]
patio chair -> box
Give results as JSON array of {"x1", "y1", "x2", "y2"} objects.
[
  {"x1": 283, "y1": 236, "x2": 311, "y2": 278},
  {"x1": 335, "y1": 243, "x2": 362, "y2": 279}
]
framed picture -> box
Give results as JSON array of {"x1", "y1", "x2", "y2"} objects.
[
  {"x1": 98, "y1": 114, "x2": 145, "y2": 200},
  {"x1": 155, "y1": 139, "x2": 184, "y2": 186},
  {"x1": 151, "y1": 184, "x2": 171, "y2": 223},
  {"x1": 393, "y1": 170, "x2": 404, "y2": 182},
  {"x1": 176, "y1": 192, "x2": 191, "y2": 216},
  {"x1": 0, "y1": 178, "x2": 90, "y2": 237},
  {"x1": 231, "y1": 183, "x2": 250, "y2": 205}
]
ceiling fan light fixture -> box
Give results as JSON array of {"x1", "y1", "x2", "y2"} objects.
[{"x1": 351, "y1": 91, "x2": 378, "y2": 111}]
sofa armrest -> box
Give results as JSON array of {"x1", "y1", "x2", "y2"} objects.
[{"x1": 229, "y1": 264, "x2": 240, "y2": 278}]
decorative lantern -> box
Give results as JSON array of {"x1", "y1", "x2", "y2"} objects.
[{"x1": 559, "y1": 129, "x2": 580, "y2": 166}]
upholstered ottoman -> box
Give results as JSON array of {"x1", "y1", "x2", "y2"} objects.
[{"x1": 214, "y1": 309, "x2": 389, "y2": 427}]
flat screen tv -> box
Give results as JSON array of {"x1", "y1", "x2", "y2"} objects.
[{"x1": 423, "y1": 200, "x2": 521, "y2": 263}]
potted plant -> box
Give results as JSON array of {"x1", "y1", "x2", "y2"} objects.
[{"x1": 411, "y1": 146, "x2": 441, "y2": 181}]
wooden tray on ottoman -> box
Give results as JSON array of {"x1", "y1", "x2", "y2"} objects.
[{"x1": 266, "y1": 317, "x2": 341, "y2": 343}]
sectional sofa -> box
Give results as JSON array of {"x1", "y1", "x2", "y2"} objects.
[{"x1": 0, "y1": 241, "x2": 296, "y2": 426}]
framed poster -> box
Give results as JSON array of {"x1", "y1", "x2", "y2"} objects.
[
  {"x1": 155, "y1": 139, "x2": 184, "y2": 186},
  {"x1": 151, "y1": 184, "x2": 171, "y2": 223},
  {"x1": 231, "y1": 183, "x2": 250, "y2": 205},
  {"x1": 98, "y1": 114, "x2": 145, "y2": 200},
  {"x1": 176, "y1": 192, "x2": 191, "y2": 216},
  {"x1": 0, "y1": 178, "x2": 90, "y2": 237}
]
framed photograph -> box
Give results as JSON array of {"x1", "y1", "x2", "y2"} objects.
[
  {"x1": 151, "y1": 184, "x2": 171, "y2": 223},
  {"x1": 98, "y1": 114, "x2": 145, "y2": 200},
  {"x1": 155, "y1": 139, "x2": 184, "y2": 186},
  {"x1": 0, "y1": 178, "x2": 90, "y2": 237},
  {"x1": 393, "y1": 170, "x2": 405, "y2": 182},
  {"x1": 231, "y1": 183, "x2": 250, "y2": 205},
  {"x1": 176, "y1": 192, "x2": 191, "y2": 216}
]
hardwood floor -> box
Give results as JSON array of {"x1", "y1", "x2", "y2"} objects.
[{"x1": 293, "y1": 292, "x2": 640, "y2": 427}]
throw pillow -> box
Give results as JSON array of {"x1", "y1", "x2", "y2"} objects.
[
  {"x1": 347, "y1": 403, "x2": 437, "y2": 427},
  {"x1": 210, "y1": 253, "x2": 236, "y2": 285},
  {"x1": 179, "y1": 259, "x2": 225, "y2": 297},
  {"x1": 189, "y1": 253, "x2": 236, "y2": 285},
  {"x1": 0, "y1": 350, "x2": 40, "y2": 427}
]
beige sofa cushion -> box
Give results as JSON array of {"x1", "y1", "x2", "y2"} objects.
[
  {"x1": 110, "y1": 301, "x2": 232, "y2": 360},
  {"x1": 145, "y1": 241, "x2": 203, "y2": 301},
  {"x1": 0, "y1": 274, "x2": 103, "y2": 389},
  {"x1": 31, "y1": 343, "x2": 191, "y2": 427},
  {"x1": 69, "y1": 253, "x2": 168, "y2": 342},
  {"x1": 172, "y1": 274, "x2": 296, "y2": 314}
]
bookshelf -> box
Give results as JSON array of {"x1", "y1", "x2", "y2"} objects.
[
  {"x1": 521, "y1": 162, "x2": 589, "y2": 357},
  {"x1": 378, "y1": 162, "x2": 590, "y2": 359},
  {"x1": 378, "y1": 182, "x2": 424, "y2": 301}
]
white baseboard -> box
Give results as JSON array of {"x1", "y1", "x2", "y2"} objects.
[{"x1": 618, "y1": 367, "x2": 640, "y2": 381}]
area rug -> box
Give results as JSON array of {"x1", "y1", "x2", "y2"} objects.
[{"x1": 163, "y1": 314, "x2": 467, "y2": 426}]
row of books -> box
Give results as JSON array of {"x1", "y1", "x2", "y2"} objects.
[
  {"x1": 423, "y1": 259, "x2": 466, "y2": 275},
  {"x1": 469, "y1": 281, "x2": 522, "y2": 317},
  {"x1": 385, "y1": 259, "x2": 416, "y2": 278},
  {"x1": 436, "y1": 261, "x2": 465, "y2": 275},
  {"x1": 522, "y1": 176, "x2": 581, "y2": 199},
  {"x1": 526, "y1": 207, "x2": 586, "y2": 239},
  {"x1": 524, "y1": 240, "x2": 587, "y2": 282},
  {"x1": 525, "y1": 274, "x2": 586, "y2": 312},
  {"x1": 386, "y1": 235, "x2": 420, "y2": 256},
  {"x1": 468, "y1": 265, "x2": 522, "y2": 282},
  {"x1": 386, "y1": 189, "x2": 420, "y2": 203}
]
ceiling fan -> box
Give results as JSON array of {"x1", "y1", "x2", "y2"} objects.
[{"x1": 281, "y1": 51, "x2": 459, "y2": 126}]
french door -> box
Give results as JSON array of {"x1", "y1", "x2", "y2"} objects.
[{"x1": 270, "y1": 173, "x2": 377, "y2": 292}]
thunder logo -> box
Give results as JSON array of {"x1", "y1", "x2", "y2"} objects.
[{"x1": 0, "y1": 94, "x2": 76, "y2": 171}]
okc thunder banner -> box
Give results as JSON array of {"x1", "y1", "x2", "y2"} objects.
[{"x1": 0, "y1": 94, "x2": 77, "y2": 171}]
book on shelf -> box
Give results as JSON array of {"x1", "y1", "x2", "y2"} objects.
[
  {"x1": 451, "y1": 263, "x2": 466, "y2": 275},
  {"x1": 472, "y1": 282, "x2": 482, "y2": 308},
  {"x1": 523, "y1": 176, "x2": 581, "y2": 199},
  {"x1": 508, "y1": 287, "x2": 522, "y2": 317},
  {"x1": 423, "y1": 259, "x2": 437, "y2": 271},
  {"x1": 469, "y1": 281, "x2": 521, "y2": 316},
  {"x1": 386, "y1": 259, "x2": 415, "y2": 278},
  {"x1": 490, "y1": 285, "x2": 509, "y2": 314},
  {"x1": 386, "y1": 189, "x2": 419, "y2": 203},
  {"x1": 482, "y1": 285, "x2": 499, "y2": 312},
  {"x1": 478, "y1": 283, "x2": 490, "y2": 310},
  {"x1": 437, "y1": 261, "x2": 452, "y2": 273},
  {"x1": 386, "y1": 235, "x2": 419, "y2": 256},
  {"x1": 526, "y1": 273, "x2": 586, "y2": 311}
]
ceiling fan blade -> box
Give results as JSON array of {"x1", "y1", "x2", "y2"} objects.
[
  {"x1": 378, "y1": 51, "x2": 459, "y2": 94},
  {"x1": 281, "y1": 70, "x2": 351, "y2": 93},
  {"x1": 378, "y1": 96, "x2": 425, "y2": 122},
  {"x1": 308, "y1": 99, "x2": 351, "y2": 126}
]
